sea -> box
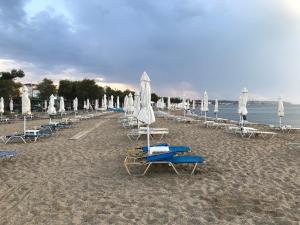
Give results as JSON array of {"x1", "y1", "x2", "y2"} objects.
[{"x1": 194, "y1": 104, "x2": 300, "y2": 127}]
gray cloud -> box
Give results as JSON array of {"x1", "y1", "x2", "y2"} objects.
[{"x1": 0, "y1": 0, "x2": 300, "y2": 102}]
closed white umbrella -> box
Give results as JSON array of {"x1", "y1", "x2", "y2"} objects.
[
  {"x1": 83, "y1": 100, "x2": 87, "y2": 110},
  {"x1": 203, "y1": 91, "x2": 209, "y2": 121},
  {"x1": 128, "y1": 93, "x2": 134, "y2": 114},
  {"x1": 186, "y1": 99, "x2": 190, "y2": 110},
  {"x1": 44, "y1": 100, "x2": 47, "y2": 112},
  {"x1": 109, "y1": 96, "x2": 114, "y2": 109},
  {"x1": 214, "y1": 99, "x2": 219, "y2": 119},
  {"x1": 95, "y1": 99, "x2": 99, "y2": 110},
  {"x1": 47, "y1": 94, "x2": 56, "y2": 123},
  {"x1": 21, "y1": 86, "x2": 31, "y2": 134},
  {"x1": 137, "y1": 72, "x2": 155, "y2": 149},
  {"x1": 278, "y1": 97, "x2": 284, "y2": 128},
  {"x1": 103, "y1": 94, "x2": 107, "y2": 109},
  {"x1": 73, "y1": 97, "x2": 78, "y2": 113},
  {"x1": 168, "y1": 97, "x2": 171, "y2": 110},
  {"x1": 117, "y1": 96, "x2": 120, "y2": 108},
  {"x1": 200, "y1": 98, "x2": 204, "y2": 116},
  {"x1": 123, "y1": 95, "x2": 128, "y2": 114},
  {"x1": 59, "y1": 96, "x2": 65, "y2": 117},
  {"x1": 192, "y1": 100, "x2": 196, "y2": 110},
  {"x1": 133, "y1": 92, "x2": 140, "y2": 117},
  {"x1": 9, "y1": 98, "x2": 13, "y2": 113},
  {"x1": 239, "y1": 88, "x2": 248, "y2": 126},
  {"x1": 0, "y1": 97, "x2": 4, "y2": 121},
  {"x1": 182, "y1": 96, "x2": 186, "y2": 117},
  {"x1": 86, "y1": 99, "x2": 90, "y2": 111}
]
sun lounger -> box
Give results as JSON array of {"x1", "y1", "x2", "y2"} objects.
[
  {"x1": 225, "y1": 126, "x2": 276, "y2": 139},
  {"x1": 128, "y1": 144, "x2": 191, "y2": 157},
  {"x1": 124, "y1": 151, "x2": 205, "y2": 176},
  {"x1": 127, "y1": 128, "x2": 169, "y2": 141},
  {"x1": 0, "y1": 151, "x2": 17, "y2": 160}
]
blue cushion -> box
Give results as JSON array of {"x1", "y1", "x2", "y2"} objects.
[
  {"x1": 0, "y1": 151, "x2": 17, "y2": 158},
  {"x1": 142, "y1": 144, "x2": 191, "y2": 153},
  {"x1": 169, "y1": 155, "x2": 205, "y2": 164},
  {"x1": 146, "y1": 152, "x2": 175, "y2": 162}
]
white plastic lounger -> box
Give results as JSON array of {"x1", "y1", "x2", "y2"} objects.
[{"x1": 127, "y1": 128, "x2": 169, "y2": 142}]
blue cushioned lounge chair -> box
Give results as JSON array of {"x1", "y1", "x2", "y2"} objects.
[{"x1": 124, "y1": 151, "x2": 205, "y2": 176}]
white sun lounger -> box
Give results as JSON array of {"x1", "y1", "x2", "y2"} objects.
[{"x1": 127, "y1": 128, "x2": 169, "y2": 142}]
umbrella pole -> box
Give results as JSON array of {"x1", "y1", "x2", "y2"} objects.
[
  {"x1": 0, "y1": 113, "x2": 2, "y2": 121},
  {"x1": 279, "y1": 117, "x2": 282, "y2": 128},
  {"x1": 147, "y1": 125, "x2": 150, "y2": 150},
  {"x1": 205, "y1": 112, "x2": 207, "y2": 122},
  {"x1": 23, "y1": 115, "x2": 26, "y2": 135}
]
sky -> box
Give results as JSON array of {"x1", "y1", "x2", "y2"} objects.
[{"x1": 0, "y1": 0, "x2": 300, "y2": 103}]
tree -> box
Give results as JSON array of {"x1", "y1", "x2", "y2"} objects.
[
  {"x1": 58, "y1": 80, "x2": 76, "y2": 100},
  {"x1": 151, "y1": 93, "x2": 159, "y2": 102},
  {"x1": 0, "y1": 69, "x2": 25, "y2": 80},
  {"x1": 37, "y1": 78, "x2": 57, "y2": 100},
  {"x1": 0, "y1": 69, "x2": 24, "y2": 105}
]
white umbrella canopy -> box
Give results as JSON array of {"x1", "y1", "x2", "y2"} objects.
[
  {"x1": 21, "y1": 86, "x2": 31, "y2": 134},
  {"x1": 59, "y1": 97, "x2": 65, "y2": 113},
  {"x1": 109, "y1": 96, "x2": 114, "y2": 108},
  {"x1": 203, "y1": 91, "x2": 209, "y2": 112},
  {"x1": 123, "y1": 95, "x2": 128, "y2": 113},
  {"x1": 278, "y1": 97, "x2": 284, "y2": 127},
  {"x1": 137, "y1": 72, "x2": 155, "y2": 149},
  {"x1": 22, "y1": 86, "x2": 31, "y2": 115},
  {"x1": 214, "y1": 99, "x2": 219, "y2": 113},
  {"x1": 239, "y1": 88, "x2": 248, "y2": 126},
  {"x1": 167, "y1": 97, "x2": 171, "y2": 110},
  {"x1": 117, "y1": 96, "x2": 120, "y2": 108},
  {"x1": 86, "y1": 99, "x2": 90, "y2": 110},
  {"x1": 103, "y1": 94, "x2": 107, "y2": 109},
  {"x1": 128, "y1": 93, "x2": 134, "y2": 114},
  {"x1": 83, "y1": 100, "x2": 87, "y2": 110},
  {"x1": 95, "y1": 99, "x2": 99, "y2": 110},
  {"x1": 47, "y1": 94, "x2": 56, "y2": 115},
  {"x1": 0, "y1": 97, "x2": 4, "y2": 120},
  {"x1": 214, "y1": 99, "x2": 219, "y2": 119},
  {"x1": 9, "y1": 98, "x2": 13, "y2": 112},
  {"x1": 240, "y1": 88, "x2": 248, "y2": 116},
  {"x1": 73, "y1": 97, "x2": 78, "y2": 111},
  {"x1": 203, "y1": 91, "x2": 209, "y2": 121},
  {"x1": 186, "y1": 99, "x2": 190, "y2": 110},
  {"x1": 133, "y1": 92, "x2": 140, "y2": 117}
]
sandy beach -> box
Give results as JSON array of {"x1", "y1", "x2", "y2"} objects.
[{"x1": 0, "y1": 113, "x2": 299, "y2": 225}]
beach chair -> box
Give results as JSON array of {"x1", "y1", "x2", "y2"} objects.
[
  {"x1": 127, "y1": 127, "x2": 169, "y2": 142},
  {"x1": 128, "y1": 144, "x2": 191, "y2": 157},
  {"x1": 3, "y1": 133, "x2": 27, "y2": 144},
  {"x1": 124, "y1": 151, "x2": 205, "y2": 176},
  {"x1": 0, "y1": 151, "x2": 17, "y2": 161}
]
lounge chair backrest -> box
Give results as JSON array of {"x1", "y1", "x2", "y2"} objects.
[{"x1": 146, "y1": 152, "x2": 175, "y2": 162}]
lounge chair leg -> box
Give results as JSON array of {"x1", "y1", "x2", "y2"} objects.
[{"x1": 170, "y1": 163, "x2": 198, "y2": 176}]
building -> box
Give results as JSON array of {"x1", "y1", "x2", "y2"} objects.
[{"x1": 23, "y1": 83, "x2": 40, "y2": 98}]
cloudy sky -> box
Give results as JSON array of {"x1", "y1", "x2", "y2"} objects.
[{"x1": 1, "y1": 0, "x2": 300, "y2": 102}]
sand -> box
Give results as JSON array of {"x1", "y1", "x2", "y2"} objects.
[{"x1": 0, "y1": 113, "x2": 299, "y2": 225}]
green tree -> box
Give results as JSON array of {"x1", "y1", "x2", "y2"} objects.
[
  {"x1": 151, "y1": 93, "x2": 159, "y2": 102},
  {"x1": 0, "y1": 69, "x2": 24, "y2": 107},
  {"x1": 37, "y1": 78, "x2": 57, "y2": 100},
  {"x1": 58, "y1": 80, "x2": 76, "y2": 100}
]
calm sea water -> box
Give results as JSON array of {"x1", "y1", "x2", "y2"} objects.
[{"x1": 195, "y1": 104, "x2": 300, "y2": 127}]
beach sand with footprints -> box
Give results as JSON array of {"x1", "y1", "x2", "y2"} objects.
[{"x1": 0, "y1": 113, "x2": 299, "y2": 224}]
